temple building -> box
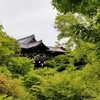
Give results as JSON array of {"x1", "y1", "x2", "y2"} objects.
[{"x1": 18, "y1": 34, "x2": 65, "y2": 60}]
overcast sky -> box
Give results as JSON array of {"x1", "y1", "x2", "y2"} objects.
[{"x1": 0, "y1": 0, "x2": 59, "y2": 46}]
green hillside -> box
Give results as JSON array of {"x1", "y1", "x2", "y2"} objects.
[{"x1": 1, "y1": 0, "x2": 100, "y2": 99}]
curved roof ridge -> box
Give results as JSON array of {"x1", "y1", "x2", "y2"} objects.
[
  {"x1": 18, "y1": 34, "x2": 35, "y2": 40},
  {"x1": 18, "y1": 34, "x2": 37, "y2": 44}
]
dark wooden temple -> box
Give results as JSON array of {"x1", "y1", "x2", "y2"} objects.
[
  {"x1": 18, "y1": 34, "x2": 65, "y2": 68},
  {"x1": 18, "y1": 34, "x2": 65, "y2": 67}
]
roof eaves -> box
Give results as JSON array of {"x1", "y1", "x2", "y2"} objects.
[{"x1": 18, "y1": 34, "x2": 36, "y2": 43}]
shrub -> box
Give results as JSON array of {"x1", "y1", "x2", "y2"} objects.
[
  {"x1": 23, "y1": 73, "x2": 42, "y2": 88},
  {"x1": 46, "y1": 55, "x2": 69, "y2": 71},
  {"x1": 8, "y1": 57, "x2": 33, "y2": 77},
  {"x1": 0, "y1": 65, "x2": 12, "y2": 77},
  {"x1": 0, "y1": 75, "x2": 30, "y2": 100}
]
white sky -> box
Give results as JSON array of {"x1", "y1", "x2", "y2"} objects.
[{"x1": 0, "y1": 0, "x2": 59, "y2": 46}]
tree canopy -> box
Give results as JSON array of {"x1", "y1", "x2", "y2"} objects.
[
  {"x1": 1, "y1": 0, "x2": 100, "y2": 99},
  {"x1": 0, "y1": 24, "x2": 20, "y2": 65},
  {"x1": 52, "y1": 0, "x2": 100, "y2": 57},
  {"x1": 52, "y1": 0, "x2": 100, "y2": 17}
]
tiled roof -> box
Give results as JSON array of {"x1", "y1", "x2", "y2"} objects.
[
  {"x1": 18, "y1": 34, "x2": 66, "y2": 53},
  {"x1": 47, "y1": 46, "x2": 66, "y2": 53},
  {"x1": 19, "y1": 40, "x2": 43, "y2": 49},
  {"x1": 18, "y1": 34, "x2": 36, "y2": 44}
]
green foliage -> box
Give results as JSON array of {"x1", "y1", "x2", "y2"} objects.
[
  {"x1": 52, "y1": 0, "x2": 100, "y2": 57},
  {"x1": 25, "y1": 66, "x2": 100, "y2": 100},
  {"x1": 52, "y1": 0, "x2": 99, "y2": 17},
  {"x1": 23, "y1": 73, "x2": 42, "y2": 88},
  {"x1": 0, "y1": 24, "x2": 20, "y2": 65},
  {"x1": 8, "y1": 57, "x2": 33, "y2": 77},
  {"x1": 33, "y1": 67, "x2": 57, "y2": 76},
  {"x1": 23, "y1": 70, "x2": 45, "y2": 100},
  {"x1": 0, "y1": 75, "x2": 30, "y2": 100},
  {"x1": 23, "y1": 68, "x2": 57, "y2": 100},
  {"x1": 0, "y1": 94, "x2": 14, "y2": 100},
  {"x1": 46, "y1": 42, "x2": 94, "y2": 70},
  {"x1": 38, "y1": 1, "x2": 100, "y2": 98},
  {"x1": 0, "y1": 65, "x2": 12, "y2": 77},
  {"x1": 46, "y1": 55, "x2": 69, "y2": 71},
  {"x1": 1, "y1": 1, "x2": 100, "y2": 99},
  {"x1": 40, "y1": 70, "x2": 83, "y2": 100}
]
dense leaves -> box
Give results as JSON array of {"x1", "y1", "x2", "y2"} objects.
[
  {"x1": 46, "y1": 54, "x2": 70, "y2": 71},
  {"x1": 1, "y1": 0, "x2": 100, "y2": 99},
  {"x1": 0, "y1": 24, "x2": 20, "y2": 65},
  {"x1": 0, "y1": 75, "x2": 29, "y2": 100},
  {"x1": 52, "y1": 0, "x2": 100, "y2": 58},
  {"x1": 8, "y1": 57, "x2": 33, "y2": 77},
  {"x1": 50, "y1": 0, "x2": 100, "y2": 99},
  {"x1": 52, "y1": 0, "x2": 100, "y2": 18}
]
